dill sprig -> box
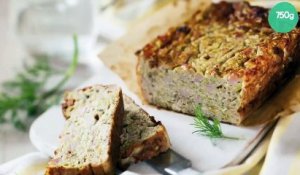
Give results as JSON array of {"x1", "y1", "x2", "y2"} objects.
[
  {"x1": 0, "y1": 35, "x2": 79, "y2": 131},
  {"x1": 192, "y1": 106, "x2": 239, "y2": 140}
]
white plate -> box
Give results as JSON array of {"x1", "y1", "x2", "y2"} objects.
[{"x1": 30, "y1": 63, "x2": 272, "y2": 174}]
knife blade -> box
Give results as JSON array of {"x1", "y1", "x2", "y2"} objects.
[{"x1": 146, "y1": 149, "x2": 201, "y2": 175}]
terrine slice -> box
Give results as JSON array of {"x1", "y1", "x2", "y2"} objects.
[
  {"x1": 120, "y1": 95, "x2": 170, "y2": 167},
  {"x1": 46, "y1": 85, "x2": 124, "y2": 175},
  {"x1": 62, "y1": 88, "x2": 171, "y2": 168}
]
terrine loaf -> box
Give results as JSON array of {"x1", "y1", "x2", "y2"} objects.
[
  {"x1": 46, "y1": 85, "x2": 124, "y2": 175},
  {"x1": 62, "y1": 88, "x2": 171, "y2": 168},
  {"x1": 136, "y1": 1, "x2": 300, "y2": 125}
]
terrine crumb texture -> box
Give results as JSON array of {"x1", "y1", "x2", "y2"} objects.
[
  {"x1": 46, "y1": 85, "x2": 124, "y2": 175},
  {"x1": 120, "y1": 95, "x2": 170, "y2": 167},
  {"x1": 136, "y1": 2, "x2": 300, "y2": 125},
  {"x1": 62, "y1": 87, "x2": 171, "y2": 168}
]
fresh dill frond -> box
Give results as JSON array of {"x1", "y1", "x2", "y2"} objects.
[
  {"x1": 0, "y1": 35, "x2": 79, "y2": 131},
  {"x1": 192, "y1": 106, "x2": 239, "y2": 140}
]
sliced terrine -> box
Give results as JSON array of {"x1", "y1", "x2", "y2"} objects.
[
  {"x1": 136, "y1": 2, "x2": 300, "y2": 125},
  {"x1": 120, "y1": 95, "x2": 170, "y2": 167},
  {"x1": 62, "y1": 87, "x2": 171, "y2": 168},
  {"x1": 46, "y1": 85, "x2": 124, "y2": 175}
]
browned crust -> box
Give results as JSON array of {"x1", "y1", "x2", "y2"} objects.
[
  {"x1": 136, "y1": 1, "x2": 300, "y2": 125},
  {"x1": 61, "y1": 97, "x2": 74, "y2": 119},
  {"x1": 45, "y1": 165, "x2": 94, "y2": 175},
  {"x1": 135, "y1": 2, "x2": 271, "y2": 70},
  {"x1": 47, "y1": 86, "x2": 124, "y2": 175},
  {"x1": 119, "y1": 123, "x2": 170, "y2": 168},
  {"x1": 45, "y1": 163, "x2": 111, "y2": 175},
  {"x1": 136, "y1": 1, "x2": 300, "y2": 78},
  {"x1": 119, "y1": 95, "x2": 170, "y2": 168},
  {"x1": 106, "y1": 90, "x2": 124, "y2": 175},
  {"x1": 238, "y1": 31, "x2": 300, "y2": 121}
]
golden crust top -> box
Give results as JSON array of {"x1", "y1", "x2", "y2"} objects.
[{"x1": 136, "y1": 1, "x2": 300, "y2": 78}]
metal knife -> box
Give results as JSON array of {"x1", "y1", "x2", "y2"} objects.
[{"x1": 146, "y1": 149, "x2": 201, "y2": 175}]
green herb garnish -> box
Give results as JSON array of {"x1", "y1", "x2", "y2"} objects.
[
  {"x1": 193, "y1": 106, "x2": 239, "y2": 140},
  {"x1": 0, "y1": 35, "x2": 79, "y2": 131}
]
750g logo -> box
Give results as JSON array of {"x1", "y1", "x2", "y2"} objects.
[
  {"x1": 268, "y1": 2, "x2": 299, "y2": 33},
  {"x1": 276, "y1": 11, "x2": 295, "y2": 20}
]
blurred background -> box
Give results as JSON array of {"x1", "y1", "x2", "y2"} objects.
[
  {"x1": 0, "y1": 0, "x2": 299, "y2": 166},
  {"x1": 0, "y1": 0, "x2": 171, "y2": 164}
]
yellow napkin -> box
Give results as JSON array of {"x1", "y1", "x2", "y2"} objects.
[{"x1": 260, "y1": 113, "x2": 300, "y2": 175}]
